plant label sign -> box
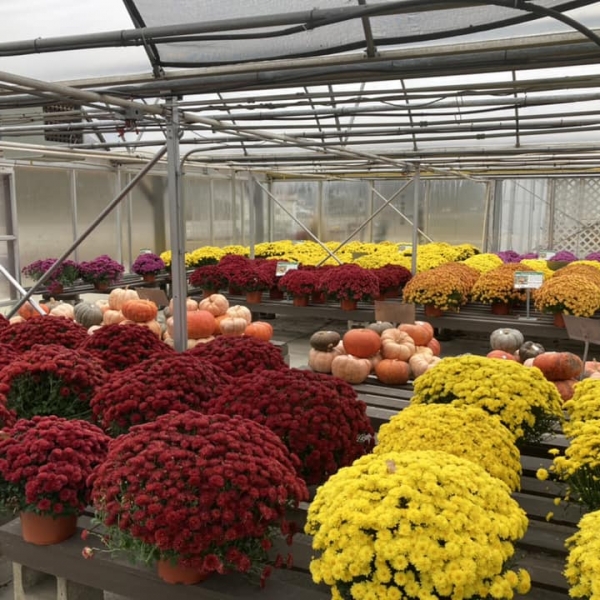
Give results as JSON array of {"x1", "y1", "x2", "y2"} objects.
[
  {"x1": 538, "y1": 250, "x2": 556, "y2": 260},
  {"x1": 276, "y1": 261, "x2": 299, "y2": 276},
  {"x1": 514, "y1": 271, "x2": 544, "y2": 289},
  {"x1": 374, "y1": 301, "x2": 415, "y2": 324},
  {"x1": 563, "y1": 315, "x2": 600, "y2": 345}
]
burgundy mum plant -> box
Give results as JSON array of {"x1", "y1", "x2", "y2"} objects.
[
  {"x1": 131, "y1": 252, "x2": 166, "y2": 276},
  {"x1": 278, "y1": 268, "x2": 320, "y2": 296},
  {"x1": 319, "y1": 264, "x2": 380, "y2": 302},
  {"x1": 372, "y1": 264, "x2": 413, "y2": 295},
  {"x1": 79, "y1": 324, "x2": 174, "y2": 372},
  {"x1": 188, "y1": 264, "x2": 228, "y2": 291},
  {"x1": 0, "y1": 315, "x2": 8, "y2": 331},
  {"x1": 89, "y1": 411, "x2": 308, "y2": 584},
  {"x1": 90, "y1": 353, "x2": 232, "y2": 436},
  {"x1": 0, "y1": 416, "x2": 110, "y2": 517},
  {"x1": 0, "y1": 343, "x2": 19, "y2": 367},
  {"x1": 205, "y1": 368, "x2": 375, "y2": 485},
  {"x1": 0, "y1": 343, "x2": 107, "y2": 420},
  {"x1": 188, "y1": 335, "x2": 288, "y2": 377},
  {"x1": 0, "y1": 316, "x2": 88, "y2": 351},
  {"x1": 79, "y1": 255, "x2": 124, "y2": 286}
]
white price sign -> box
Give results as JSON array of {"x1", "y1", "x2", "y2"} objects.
[
  {"x1": 275, "y1": 261, "x2": 299, "y2": 276},
  {"x1": 514, "y1": 271, "x2": 544, "y2": 289}
]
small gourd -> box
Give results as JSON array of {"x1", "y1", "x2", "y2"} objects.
[
  {"x1": 489, "y1": 328, "x2": 524, "y2": 354},
  {"x1": 517, "y1": 341, "x2": 545, "y2": 363},
  {"x1": 310, "y1": 330, "x2": 341, "y2": 351}
]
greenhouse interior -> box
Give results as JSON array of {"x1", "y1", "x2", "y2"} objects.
[{"x1": 1, "y1": 2, "x2": 600, "y2": 600}]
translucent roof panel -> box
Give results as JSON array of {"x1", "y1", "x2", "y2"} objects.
[{"x1": 123, "y1": 0, "x2": 600, "y2": 67}]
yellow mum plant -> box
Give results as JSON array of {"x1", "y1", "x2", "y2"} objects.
[
  {"x1": 462, "y1": 253, "x2": 504, "y2": 273},
  {"x1": 375, "y1": 404, "x2": 522, "y2": 491},
  {"x1": 533, "y1": 273, "x2": 600, "y2": 317},
  {"x1": 411, "y1": 355, "x2": 564, "y2": 443},
  {"x1": 186, "y1": 246, "x2": 225, "y2": 268},
  {"x1": 254, "y1": 240, "x2": 295, "y2": 258},
  {"x1": 305, "y1": 450, "x2": 531, "y2": 600},
  {"x1": 563, "y1": 378, "x2": 600, "y2": 426},
  {"x1": 552, "y1": 262, "x2": 600, "y2": 287},
  {"x1": 565, "y1": 510, "x2": 600, "y2": 600},
  {"x1": 549, "y1": 420, "x2": 600, "y2": 511}
]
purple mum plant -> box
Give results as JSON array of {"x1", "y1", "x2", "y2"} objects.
[
  {"x1": 22, "y1": 258, "x2": 80, "y2": 293},
  {"x1": 131, "y1": 252, "x2": 166, "y2": 276},
  {"x1": 79, "y1": 255, "x2": 124, "y2": 286}
]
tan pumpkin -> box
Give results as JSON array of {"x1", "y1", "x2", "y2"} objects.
[
  {"x1": 331, "y1": 354, "x2": 372, "y2": 384},
  {"x1": 409, "y1": 351, "x2": 441, "y2": 378},
  {"x1": 308, "y1": 344, "x2": 345, "y2": 373},
  {"x1": 95, "y1": 299, "x2": 110, "y2": 313},
  {"x1": 225, "y1": 305, "x2": 252, "y2": 325},
  {"x1": 399, "y1": 322, "x2": 433, "y2": 346},
  {"x1": 87, "y1": 325, "x2": 102, "y2": 335},
  {"x1": 342, "y1": 328, "x2": 382, "y2": 358},
  {"x1": 141, "y1": 319, "x2": 162, "y2": 339},
  {"x1": 102, "y1": 309, "x2": 126, "y2": 325},
  {"x1": 168, "y1": 297, "x2": 199, "y2": 313},
  {"x1": 369, "y1": 352, "x2": 382, "y2": 373},
  {"x1": 9, "y1": 315, "x2": 26, "y2": 325},
  {"x1": 375, "y1": 358, "x2": 411, "y2": 385},
  {"x1": 49, "y1": 303, "x2": 75, "y2": 319},
  {"x1": 74, "y1": 302, "x2": 104, "y2": 328},
  {"x1": 380, "y1": 329, "x2": 416, "y2": 361},
  {"x1": 198, "y1": 294, "x2": 229, "y2": 316},
  {"x1": 219, "y1": 316, "x2": 248, "y2": 336},
  {"x1": 121, "y1": 299, "x2": 159, "y2": 323},
  {"x1": 108, "y1": 287, "x2": 139, "y2": 310},
  {"x1": 244, "y1": 321, "x2": 274, "y2": 341},
  {"x1": 584, "y1": 359, "x2": 600, "y2": 378}
]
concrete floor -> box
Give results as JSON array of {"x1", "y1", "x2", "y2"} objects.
[{"x1": 0, "y1": 312, "x2": 584, "y2": 599}]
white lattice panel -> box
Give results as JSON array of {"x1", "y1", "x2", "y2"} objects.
[{"x1": 552, "y1": 179, "x2": 600, "y2": 256}]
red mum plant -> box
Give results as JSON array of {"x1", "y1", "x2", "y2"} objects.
[
  {"x1": 226, "y1": 259, "x2": 273, "y2": 293},
  {"x1": 0, "y1": 315, "x2": 8, "y2": 331},
  {"x1": 255, "y1": 259, "x2": 279, "y2": 289},
  {"x1": 0, "y1": 316, "x2": 88, "y2": 351},
  {"x1": 188, "y1": 336, "x2": 288, "y2": 377},
  {"x1": 90, "y1": 353, "x2": 232, "y2": 436},
  {"x1": 0, "y1": 394, "x2": 16, "y2": 429},
  {"x1": 319, "y1": 264, "x2": 380, "y2": 302},
  {"x1": 0, "y1": 416, "x2": 110, "y2": 518},
  {"x1": 0, "y1": 344, "x2": 107, "y2": 420},
  {"x1": 205, "y1": 368, "x2": 375, "y2": 485},
  {"x1": 372, "y1": 264, "x2": 413, "y2": 296},
  {"x1": 79, "y1": 324, "x2": 174, "y2": 372},
  {"x1": 89, "y1": 411, "x2": 308, "y2": 585},
  {"x1": 215, "y1": 254, "x2": 253, "y2": 292},
  {"x1": 188, "y1": 264, "x2": 227, "y2": 291},
  {"x1": 278, "y1": 268, "x2": 321, "y2": 297},
  {"x1": 0, "y1": 342, "x2": 19, "y2": 367}
]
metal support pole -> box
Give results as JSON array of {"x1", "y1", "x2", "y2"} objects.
[
  {"x1": 411, "y1": 165, "x2": 420, "y2": 276},
  {"x1": 166, "y1": 98, "x2": 188, "y2": 353},
  {"x1": 0, "y1": 265, "x2": 45, "y2": 314},
  {"x1": 7, "y1": 144, "x2": 168, "y2": 318},
  {"x1": 248, "y1": 176, "x2": 257, "y2": 259}
]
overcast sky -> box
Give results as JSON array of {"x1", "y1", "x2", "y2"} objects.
[{"x1": 0, "y1": 0, "x2": 148, "y2": 81}]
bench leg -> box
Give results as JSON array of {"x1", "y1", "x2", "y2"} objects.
[
  {"x1": 56, "y1": 577, "x2": 104, "y2": 600},
  {"x1": 12, "y1": 563, "x2": 53, "y2": 600}
]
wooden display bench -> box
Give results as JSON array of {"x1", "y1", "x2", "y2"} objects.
[{"x1": 0, "y1": 379, "x2": 582, "y2": 600}]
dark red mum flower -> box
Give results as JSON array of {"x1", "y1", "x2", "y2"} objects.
[{"x1": 0, "y1": 316, "x2": 88, "y2": 351}]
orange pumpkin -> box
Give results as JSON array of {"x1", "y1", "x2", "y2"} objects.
[
  {"x1": 415, "y1": 320, "x2": 435, "y2": 339},
  {"x1": 399, "y1": 322, "x2": 433, "y2": 346},
  {"x1": 244, "y1": 321, "x2": 274, "y2": 341},
  {"x1": 426, "y1": 337, "x2": 441, "y2": 356},
  {"x1": 187, "y1": 310, "x2": 217, "y2": 339},
  {"x1": 375, "y1": 359, "x2": 411, "y2": 385},
  {"x1": 198, "y1": 294, "x2": 229, "y2": 316},
  {"x1": 380, "y1": 329, "x2": 416, "y2": 361},
  {"x1": 533, "y1": 352, "x2": 584, "y2": 381},
  {"x1": 331, "y1": 354, "x2": 372, "y2": 384},
  {"x1": 486, "y1": 350, "x2": 518, "y2": 361},
  {"x1": 17, "y1": 301, "x2": 50, "y2": 320},
  {"x1": 342, "y1": 328, "x2": 382, "y2": 358},
  {"x1": 108, "y1": 287, "x2": 139, "y2": 310},
  {"x1": 553, "y1": 379, "x2": 578, "y2": 402},
  {"x1": 121, "y1": 299, "x2": 158, "y2": 323}
]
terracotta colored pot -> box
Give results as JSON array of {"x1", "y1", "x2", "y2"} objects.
[
  {"x1": 245, "y1": 291, "x2": 263, "y2": 304},
  {"x1": 156, "y1": 559, "x2": 210, "y2": 585},
  {"x1": 490, "y1": 302, "x2": 510, "y2": 315},
  {"x1": 340, "y1": 299, "x2": 358, "y2": 311},
  {"x1": 20, "y1": 512, "x2": 78, "y2": 546},
  {"x1": 424, "y1": 304, "x2": 444, "y2": 317},
  {"x1": 553, "y1": 312, "x2": 566, "y2": 328},
  {"x1": 293, "y1": 295, "x2": 309, "y2": 307}
]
